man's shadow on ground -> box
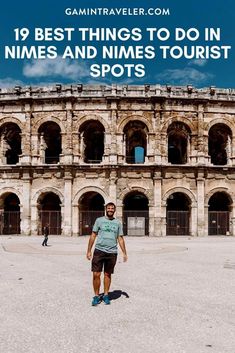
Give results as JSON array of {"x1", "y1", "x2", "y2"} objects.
[{"x1": 108, "y1": 290, "x2": 129, "y2": 301}]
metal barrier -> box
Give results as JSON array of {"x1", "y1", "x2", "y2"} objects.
[
  {"x1": 123, "y1": 210, "x2": 149, "y2": 236},
  {"x1": 79, "y1": 210, "x2": 104, "y2": 235},
  {"x1": 39, "y1": 211, "x2": 61, "y2": 235},
  {"x1": 0, "y1": 211, "x2": 21, "y2": 235},
  {"x1": 208, "y1": 211, "x2": 229, "y2": 235},
  {"x1": 166, "y1": 211, "x2": 190, "y2": 235}
]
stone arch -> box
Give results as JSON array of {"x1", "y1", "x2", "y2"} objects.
[
  {"x1": 0, "y1": 117, "x2": 24, "y2": 131},
  {"x1": 162, "y1": 187, "x2": 197, "y2": 207},
  {"x1": 205, "y1": 187, "x2": 233, "y2": 206},
  {"x1": 161, "y1": 116, "x2": 194, "y2": 134},
  {"x1": 32, "y1": 116, "x2": 66, "y2": 134},
  {"x1": 73, "y1": 186, "x2": 108, "y2": 206},
  {"x1": 122, "y1": 189, "x2": 150, "y2": 236},
  {"x1": 76, "y1": 114, "x2": 110, "y2": 133},
  {"x1": 0, "y1": 189, "x2": 22, "y2": 235},
  {"x1": 207, "y1": 188, "x2": 232, "y2": 236},
  {"x1": 206, "y1": 118, "x2": 235, "y2": 136},
  {"x1": 0, "y1": 187, "x2": 22, "y2": 204},
  {"x1": 117, "y1": 115, "x2": 153, "y2": 133},
  {"x1": 119, "y1": 186, "x2": 152, "y2": 204},
  {"x1": 32, "y1": 187, "x2": 64, "y2": 206},
  {"x1": 208, "y1": 123, "x2": 232, "y2": 165}
]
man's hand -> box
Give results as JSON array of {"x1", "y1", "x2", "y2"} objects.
[
  {"x1": 123, "y1": 253, "x2": 128, "y2": 262},
  {"x1": 86, "y1": 251, "x2": 92, "y2": 260}
]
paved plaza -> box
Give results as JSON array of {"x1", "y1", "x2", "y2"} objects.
[{"x1": 0, "y1": 235, "x2": 235, "y2": 353}]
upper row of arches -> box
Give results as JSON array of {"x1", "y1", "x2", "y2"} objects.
[{"x1": 0, "y1": 119, "x2": 233, "y2": 166}]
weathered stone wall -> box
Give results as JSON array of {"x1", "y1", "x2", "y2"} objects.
[{"x1": 0, "y1": 84, "x2": 235, "y2": 236}]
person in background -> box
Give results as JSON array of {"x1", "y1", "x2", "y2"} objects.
[{"x1": 42, "y1": 224, "x2": 49, "y2": 246}]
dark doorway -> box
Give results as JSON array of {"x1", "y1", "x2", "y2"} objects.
[
  {"x1": 123, "y1": 192, "x2": 149, "y2": 235},
  {"x1": 124, "y1": 121, "x2": 148, "y2": 164},
  {"x1": 166, "y1": 192, "x2": 190, "y2": 235},
  {"x1": 167, "y1": 122, "x2": 191, "y2": 164},
  {"x1": 208, "y1": 192, "x2": 231, "y2": 235},
  {"x1": 79, "y1": 192, "x2": 105, "y2": 235},
  {"x1": 0, "y1": 123, "x2": 22, "y2": 164},
  {"x1": 0, "y1": 193, "x2": 21, "y2": 234},
  {"x1": 208, "y1": 124, "x2": 232, "y2": 165},
  {"x1": 39, "y1": 193, "x2": 61, "y2": 234},
  {"x1": 79, "y1": 121, "x2": 105, "y2": 163},
  {"x1": 38, "y1": 122, "x2": 62, "y2": 164}
]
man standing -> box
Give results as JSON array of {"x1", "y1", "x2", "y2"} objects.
[{"x1": 86, "y1": 202, "x2": 127, "y2": 306}]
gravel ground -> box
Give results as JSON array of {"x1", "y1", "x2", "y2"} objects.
[{"x1": 0, "y1": 235, "x2": 235, "y2": 353}]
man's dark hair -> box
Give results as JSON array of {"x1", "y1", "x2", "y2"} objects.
[{"x1": 105, "y1": 202, "x2": 116, "y2": 208}]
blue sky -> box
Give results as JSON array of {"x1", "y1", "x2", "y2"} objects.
[{"x1": 0, "y1": 0, "x2": 234, "y2": 88}]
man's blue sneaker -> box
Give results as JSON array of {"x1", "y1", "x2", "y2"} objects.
[
  {"x1": 103, "y1": 295, "x2": 110, "y2": 305},
  {"x1": 92, "y1": 296, "x2": 100, "y2": 306}
]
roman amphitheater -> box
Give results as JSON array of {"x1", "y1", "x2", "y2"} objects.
[{"x1": 0, "y1": 83, "x2": 234, "y2": 237}]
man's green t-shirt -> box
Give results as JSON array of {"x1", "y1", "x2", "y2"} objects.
[{"x1": 93, "y1": 216, "x2": 123, "y2": 254}]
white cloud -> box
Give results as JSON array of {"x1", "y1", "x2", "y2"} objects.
[
  {"x1": 0, "y1": 77, "x2": 24, "y2": 88},
  {"x1": 156, "y1": 67, "x2": 214, "y2": 86},
  {"x1": 188, "y1": 59, "x2": 208, "y2": 67},
  {"x1": 23, "y1": 56, "x2": 90, "y2": 80}
]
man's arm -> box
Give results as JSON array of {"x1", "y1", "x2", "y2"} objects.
[
  {"x1": 86, "y1": 232, "x2": 97, "y2": 260},
  {"x1": 118, "y1": 236, "x2": 128, "y2": 262}
]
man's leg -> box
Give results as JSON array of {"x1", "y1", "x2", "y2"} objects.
[
  {"x1": 104, "y1": 272, "x2": 112, "y2": 295},
  {"x1": 93, "y1": 272, "x2": 101, "y2": 296}
]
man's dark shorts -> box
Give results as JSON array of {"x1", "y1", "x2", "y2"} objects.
[{"x1": 92, "y1": 249, "x2": 117, "y2": 274}]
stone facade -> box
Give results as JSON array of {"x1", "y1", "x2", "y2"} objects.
[{"x1": 0, "y1": 83, "x2": 235, "y2": 236}]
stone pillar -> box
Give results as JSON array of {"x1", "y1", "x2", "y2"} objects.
[
  {"x1": 31, "y1": 133, "x2": 40, "y2": 165},
  {"x1": 153, "y1": 171, "x2": 162, "y2": 237},
  {"x1": 73, "y1": 132, "x2": 80, "y2": 163},
  {"x1": 204, "y1": 205, "x2": 209, "y2": 237},
  {"x1": 154, "y1": 103, "x2": 161, "y2": 164},
  {"x1": 161, "y1": 200, "x2": 167, "y2": 236},
  {"x1": 103, "y1": 132, "x2": 110, "y2": 164},
  {"x1": 39, "y1": 134, "x2": 46, "y2": 163},
  {"x1": 161, "y1": 132, "x2": 168, "y2": 164},
  {"x1": 187, "y1": 135, "x2": 191, "y2": 164},
  {"x1": 231, "y1": 136, "x2": 235, "y2": 166},
  {"x1": 197, "y1": 105, "x2": 207, "y2": 165},
  {"x1": 117, "y1": 133, "x2": 124, "y2": 164},
  {"x1": 109, "y1": 103, "x2": 118, "y2": 164},
  {"x1": 148, "y1": 203, "x2": 155, "y2": 237},
  {"x1": 191, "y1": 205, "x2": 197, "y2": 237},
  {"x1": 63, "y1": 174, "x2": 72, "y2": 236},
  {"x1": 226, "y1": 135, "x2": 232, "y2": 166},
  {"x1": 61, "y1": 109, "x2": 73, "y2": 164},
  {"x1": 21, "y1": 173, "x2": 31, "y2": 235},
  {"x1": 31, "y1": 204, "x2": 39, "y2": 235},
  {"x1": 72, "y1": 204, "x2": 79, "y2": 236},
  {"x1": 20, "y1": 112, "x2": 31, "y2": 164},
  {"x1": 231, "y1": 204, "x2": 235, "y2": 236},
  {"x1": 197, "y1": 174, "x2": 206, "y2": 236},
  {"x1": 0, "y1": 135, "x2": 8, "y2": 164},
  {"x1": 109, "y1": 170, "x2": 117, "y2": 202}
]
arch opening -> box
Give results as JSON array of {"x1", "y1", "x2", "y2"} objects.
[
  {"x1": 208, "y1": 192, "x2": 231, "y2": 235},
  {"x1": 38, "y1": 192, "x2": 61, "y2": 234},
  {"x1": 167, "y1": 122, "x2": 191, "y2": 164},
  {"x1": 38, "y1": 122, "x2": 62, "y2": 164},
  {"x1": 208, "y1": 124, "x2": 232, "y2": 165},
  {"x1": 124, "y1": 121, "x2": 148, "y2": 164},
  {"x1": 166, "y1": 192, "x2": 191, "y2": 235},
  {"x1": 123, "y1": 192, "x2": 149, "y2": 235},
  {"x1": 0, "y1": 123, "x2": 22, "y2": 164},
  {"x1": 79, "y1": 121, "x2": 105, "y2": 164},
  {"x1": 79, "y1": 192, "x2": 105, "y2": 235},
  {"x1": 0, "y1": 193, "x2": 20, "y2": 234}
]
